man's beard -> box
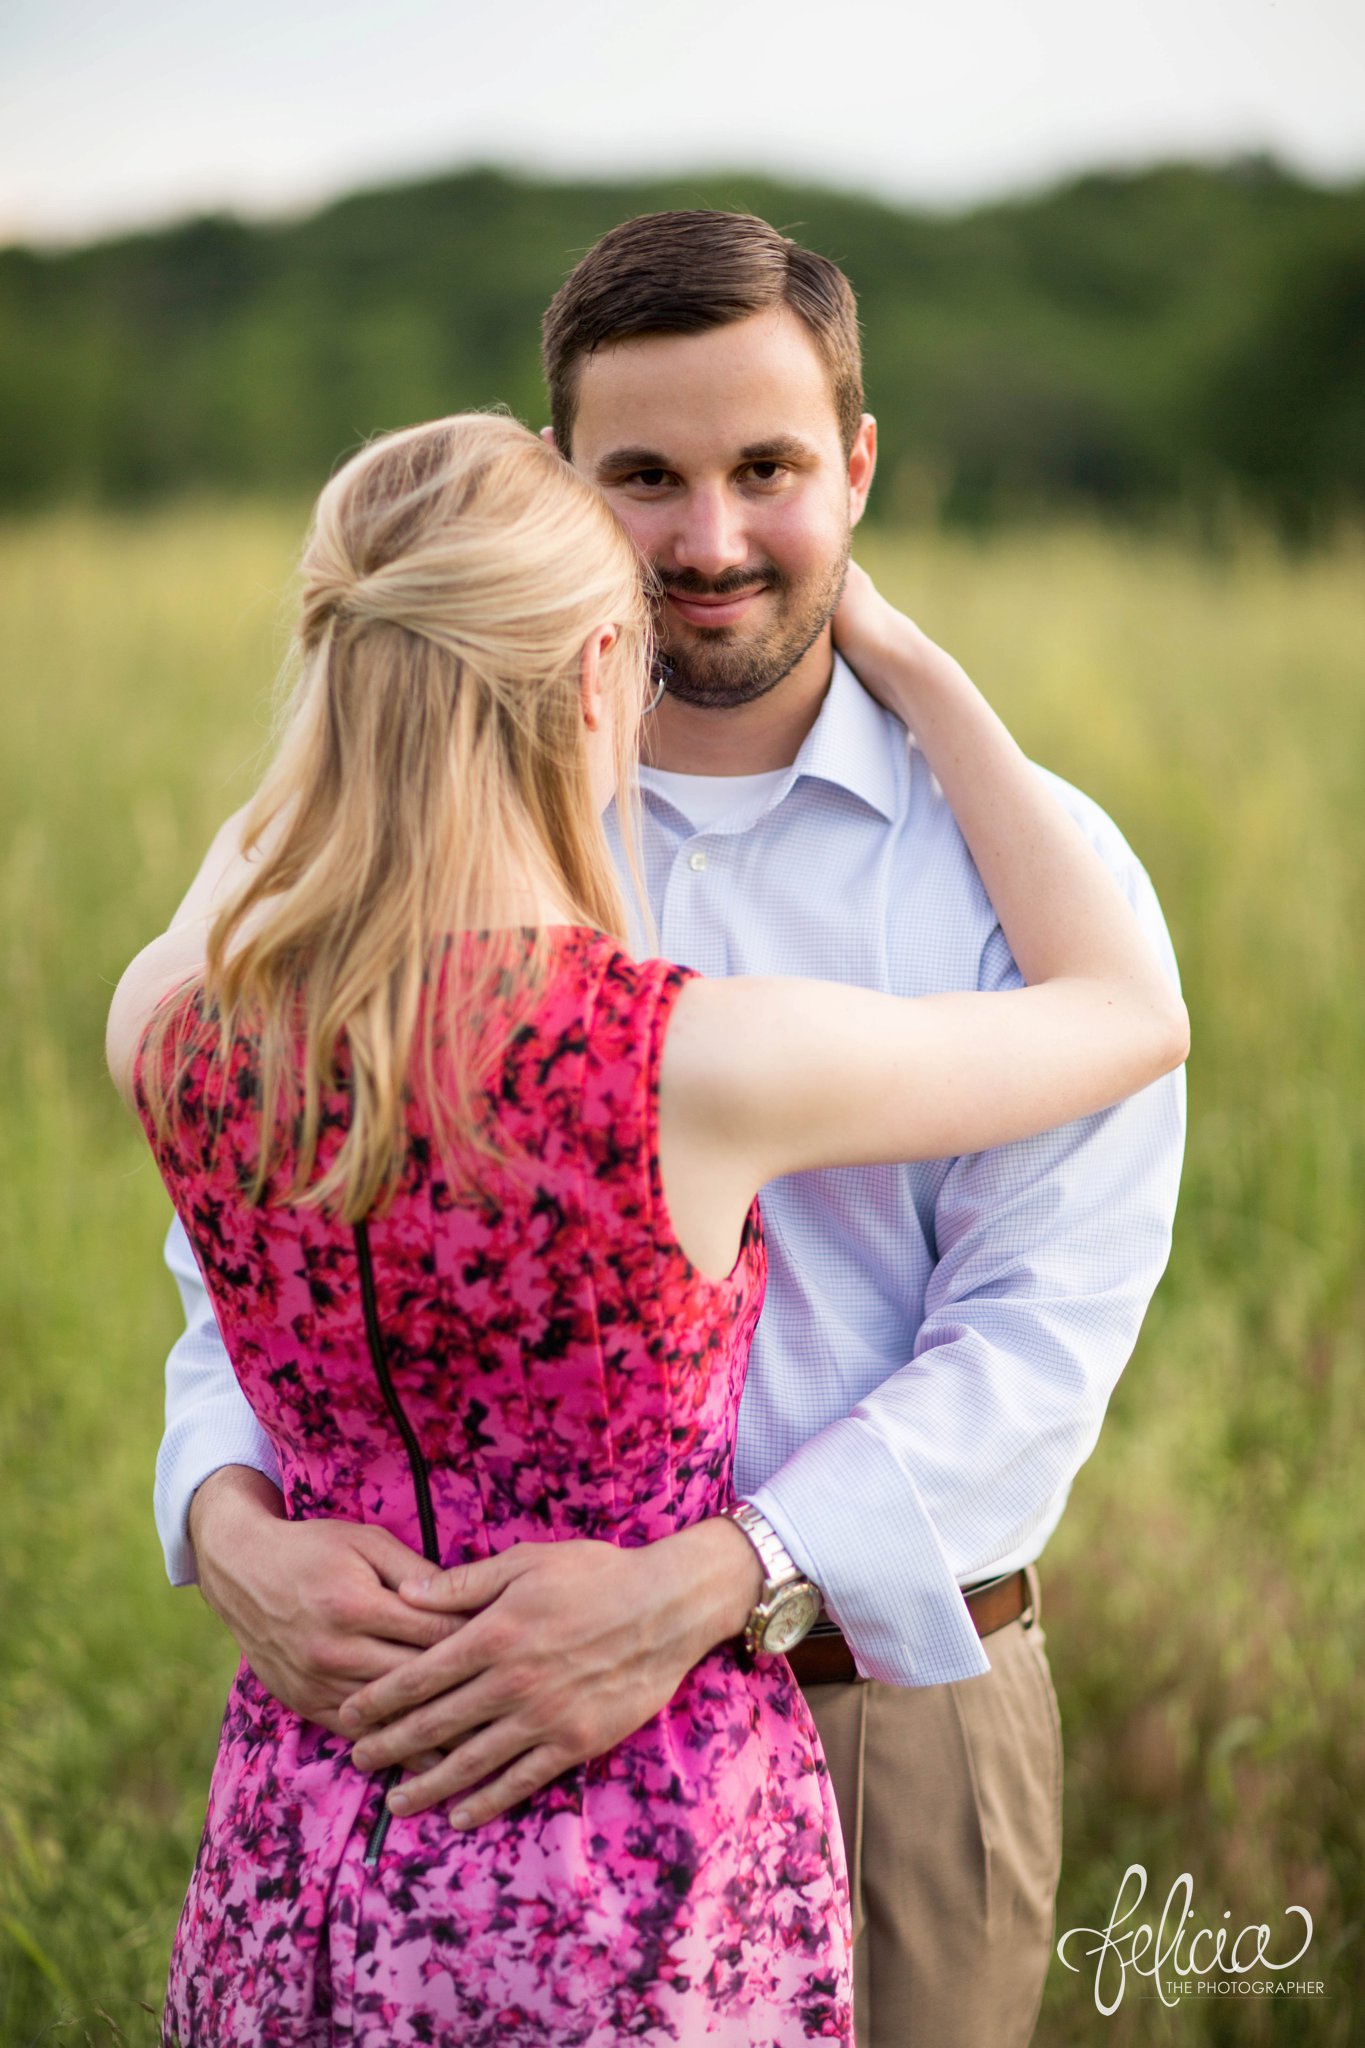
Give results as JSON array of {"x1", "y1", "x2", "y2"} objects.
[{"x1": 654, "y1": 539, "x2": 851, "y2": 710}]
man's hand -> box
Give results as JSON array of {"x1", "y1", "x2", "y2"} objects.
[
  {"x1": 338, "y1": 1517, "x2": 764, "y2": 1826},
  {"x1": 189, "y1": 1466, "x2": 465, "y2": 1733}
]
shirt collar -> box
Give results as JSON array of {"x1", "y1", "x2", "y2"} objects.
[{"x1": 789, "y1": 651, "x2": 901, "y2": 822}]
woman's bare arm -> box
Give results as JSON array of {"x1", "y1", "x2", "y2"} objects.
[
  {"x1": 658, "y1": 569, "x2": 1189, "y2": 1278},
  {"x1": 106, "y1": 806, "x2": 257, "y2": 1106}
]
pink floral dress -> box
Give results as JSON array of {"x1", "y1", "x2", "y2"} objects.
[{"x1": 138, "y1": 929, "x2": 853, "y2": 2047}]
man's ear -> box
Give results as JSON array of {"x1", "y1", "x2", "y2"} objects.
[
  {"x1": 540, "y1": 426, "x2": 557, "y2": 449},
  {"x1": 848, "y1": 415, "x2": 877, "y2": 529}
]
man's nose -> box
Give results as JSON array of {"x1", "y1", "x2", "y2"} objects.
[{"x1": 668, "y1": 487, "x2": 751, "y2": 582}]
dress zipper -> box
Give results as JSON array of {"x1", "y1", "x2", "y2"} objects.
[{"x1": 354, "y1": 1219, "x2": 441, "y2": 1867}]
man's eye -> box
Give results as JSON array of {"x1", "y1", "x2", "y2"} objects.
[
  {"x1": 630, "y1": 469, "x2": 669, "y2": 488},
  {"x1": 746, "y1": 462, "x2": 785, "y2": 483}
]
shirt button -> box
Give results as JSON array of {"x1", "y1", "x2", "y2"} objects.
[{"x1": 688, "y1": 850, "x2": 708, "y2": 872}]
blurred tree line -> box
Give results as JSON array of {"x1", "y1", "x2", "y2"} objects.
[{"x1": 0, "y1": 155, "x2": 1361, "y2": 536}]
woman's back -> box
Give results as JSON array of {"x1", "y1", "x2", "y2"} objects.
[
  {"x1": 139, "y1": 928, "x2": 852, "y2": 2048},
  {"x1": 150, "y1": 930, "x2": 763, "y2": 1561}
]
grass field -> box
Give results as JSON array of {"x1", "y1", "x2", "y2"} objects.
[{"x1": 1, "y1": 505, "x2": 1362, "y2": 2045}]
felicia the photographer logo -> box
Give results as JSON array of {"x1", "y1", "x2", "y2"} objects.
[{"x1": 1057, "y1": 1864, "x2": 1320, "y2": 2014}]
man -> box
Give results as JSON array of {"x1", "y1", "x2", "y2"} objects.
[{"x1": 155, "y1": 211, "x2": 1184, "y2": 2046}]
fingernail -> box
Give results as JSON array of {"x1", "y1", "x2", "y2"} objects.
[
  {"x1": 338, "y1": 1705, "x2": 361, "y2": 1731},
  {"x1": 403, "y1": 1575, "x2": 433, "y2": 1597},
  {"x1": 352, "y1": 1745, "x2": 373, "y2": 1770},
  {"x1": 448, "y1": 1806, "x2": 472, "y2": 1828},
  {"x1": 388, "y1": 1790, "x2": 410, "y2": 1815}
]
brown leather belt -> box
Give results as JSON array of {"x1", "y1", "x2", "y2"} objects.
[{"x1": 786, "y1": 1567, "x2": 1032, "y2": 1687}]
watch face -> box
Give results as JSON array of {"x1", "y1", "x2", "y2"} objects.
[{"x1": 762, "y1": 1585, "x2": 822, "y2": 1655}]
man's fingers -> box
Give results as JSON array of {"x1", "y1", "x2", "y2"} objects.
[
  {"x1": 340, "y1": 1591, "x2": 469, "y2": 1653},
  {"x1": 306, "y1": 1633, "x2": 437, "y2": 1689},
  {"x1": 353, "y1": 1523, "x2": 437, "y2": 1590},
  {"x1": 343, "y1": 1629, "x2": 507, "y2": 1753},
  {"x1": 401, "y1": 1747, "x2": 448, "y2": 1776},
  {"x1": 338, "y1": 1561, "x2": 533, "y2": 1732},
  {"x1": 388, "y1": 1742, "x2": 567, "y2": 1825},
  {"x1": 383, "y1": 1719, "x2": 527, "y2": 1815},
  {"x1": 348, "y1": 1676, "x2": 496, "y2": 1770},
  {"x1": 396, "y1": 1546, "x2": 534, "y2": 1613}
]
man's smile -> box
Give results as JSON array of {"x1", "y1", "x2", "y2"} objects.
[
  {"x1": 645, "y1": 535, "x2": 842, "y2": 710},
  {"x1": 665, "y1": 586, "x2": 768, "y2": 629}
]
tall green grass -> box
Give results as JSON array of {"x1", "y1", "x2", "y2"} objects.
[{"x1": 2, "y1": 507, "x2": 1361, "y2": 2044}]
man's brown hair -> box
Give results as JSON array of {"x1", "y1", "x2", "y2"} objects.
[{"x1": 542, "y1": 210, "x2": 864, "y2": 457}]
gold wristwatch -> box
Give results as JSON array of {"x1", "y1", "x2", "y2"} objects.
[{"x1": 724, "y1": 1501, "x2": 823, "y2": 1657}]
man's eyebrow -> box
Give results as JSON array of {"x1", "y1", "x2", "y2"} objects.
[
  {"x1": 738, "y1": 435, "x2": 819, "y2": 464},
  {"x1": 594, "y1": 446, "x2": 669, "y2": 477},
  {"x1": 594, "y1": 434, "x2": 820, "y2": 478}
]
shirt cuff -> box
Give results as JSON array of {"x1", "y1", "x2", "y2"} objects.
[
  {"x1": 154, "y1": 1396, "x2": 280, "y2": 1587},
  {"x1": 749, "y1": 1415, "x2": 991, "y2": 1687}
]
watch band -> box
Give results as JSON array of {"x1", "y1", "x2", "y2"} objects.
[
  {"x1": 724, "y1": 1502, "x2": 823, "y2": 1657},
  {"x1": 727, "y1": 1500, "x2": 801, "y2": 1588}
]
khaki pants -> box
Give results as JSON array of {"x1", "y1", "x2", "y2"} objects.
[{"x1": 802, "y1": 1569, "x2": 1062, "y2": 2048}]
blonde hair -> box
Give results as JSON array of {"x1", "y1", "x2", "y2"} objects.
[{"x1": 142, "y1": 412, "x2": 654, "y2": 1220}]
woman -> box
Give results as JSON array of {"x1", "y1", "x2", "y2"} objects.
[{"x1": 108, "y1": 413, "x2": 1187, "y2": 2047}]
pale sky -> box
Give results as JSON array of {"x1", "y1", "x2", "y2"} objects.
[{"x1": 2, "y1": 0, "x2": 1362, "y2": 246}]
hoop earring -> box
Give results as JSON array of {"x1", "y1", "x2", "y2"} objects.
[{"x1": 646, "y1": 656, "x2": 671, "y2": 716}]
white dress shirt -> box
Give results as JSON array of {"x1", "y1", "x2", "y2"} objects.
[{"x1": 155, "y1": 654, "x2": 1185, "y2": 1686}]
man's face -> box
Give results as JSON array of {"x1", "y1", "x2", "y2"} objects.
[{"x1": 568, "y1": 308, "x2": 875, "y2": 710}]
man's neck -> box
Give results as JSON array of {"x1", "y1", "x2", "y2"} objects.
[{"x1": 643, "y1": 628, "x2": 835, "y2": 776}]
